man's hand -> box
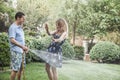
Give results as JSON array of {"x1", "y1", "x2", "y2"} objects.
[
  {"x1": 22, "y1": 46, "x2": 29, "y2": 53},
  {"x1": 10, "y1": 38, "x2": 29, "y2": 53}
]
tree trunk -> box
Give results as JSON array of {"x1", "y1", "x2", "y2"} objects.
[
  {"x1": 72, "y1": 1, "x2": 78, "y2": 45},
  {"x1": 73, "y1": 21, "x2": 76, "y2": 45},
  {"x1": 88, "y1": 37, "x2": 95, "y2": 53}
]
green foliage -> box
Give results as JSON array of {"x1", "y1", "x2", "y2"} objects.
[
  {"x1": 17, "y1": 0, "x2": 50, "y2": 30},
  {"x1": 62, "y1": 40, "x2": 75, "y2": 59},
  {"x1": 26, "y1": 36, "x2": 75, "y2": 62},
  {"x1": 90, "y1": 41, "x2": 120, "y2": 63},
  {"x1": 99, "y1": 31, "x2": 120, "y2": 45},
  {"x1": 0, "y1": 32, "x2": 75, "y2": 64},
  {"x1": 74, "y1": 46, "x2": 84, "y2": 60},
  {"x1": 0, "y1": 2, "x2": 14, "y2": 15},
  {"x1": 26, "y1": 36, "x2": 51, "y2": 50},
  {"x1": 0, "y1": 1, "x2": 15, "y2": 32},
  {"x1": 0, "y1": 33, "x2": 10, "y2": 66},
  {"x1": 25, "y1": 36, "x2": 51, "y2": 62},
  {"x1": 61, "y1": 0, "x2": 120, "y2": 39},
  {"x1": 17, "y1": 0, "x2": 67, "y2": 36}
]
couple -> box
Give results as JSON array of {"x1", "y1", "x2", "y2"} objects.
[{"x1": 9, "y1": 12, "x2": 68, "y2": 80}]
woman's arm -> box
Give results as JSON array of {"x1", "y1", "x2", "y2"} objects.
[
  {"x1": 45, "y1": 24, "x2": 56, "y2": 35},
  {"x1": 53, "y1": 32, "x2": 67, "y2": 42},
  {"x1": 45, "y1": 24, "x2": 50, "y2": 35}
]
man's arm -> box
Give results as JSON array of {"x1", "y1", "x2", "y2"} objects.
[
  {"x1": 9, "y1": 26, "x2": 28, "y2": 52},
  {"x1": 10, "y1": 38, "x2": 28, "y2": 51}
]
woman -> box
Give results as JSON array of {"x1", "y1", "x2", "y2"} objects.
[{"x1": 45, "y1": 18, "x2": 68, "y2": 80}]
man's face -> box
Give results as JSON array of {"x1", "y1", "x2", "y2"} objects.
[{"x1": 17, "y1": 16, "x2": 25, "y2": 25}]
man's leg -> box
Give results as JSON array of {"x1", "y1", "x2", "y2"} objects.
[
  {"x1": 10, "y1": 51, "x2": 23, "y2": 80},
  {"x1": 18, "y1": 53, "x2": 25, "y2": 80},
  {"x1": 17, "y1": 65, "x2": 22, "y2": 80},
  {"x1": 10, "y1": 70, "x2": 17, "y2": 80},
  {"x1": 10, "y1": 51, "x2": 17, "y2": 80}
]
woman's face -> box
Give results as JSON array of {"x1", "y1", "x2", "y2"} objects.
[
  {"x1": 56, "y1": 21, "x2": 64, "y2": 31},
  {"x1": 56, "y1": 22, "x2": 61, "y2": 30}
]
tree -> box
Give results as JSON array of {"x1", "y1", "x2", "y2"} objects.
[
  {"x1": 60, "y1": 0, "x2": 82, "y2": 45},
  {"x1": 0, "y1": 0, "x2": 14, "y2": 32},
  {"x1": 17, "y1": 0, "x2": 50, "y2": 31},
  {"x1": 60, "y1": 0, "x2": 120, "y2": 51},
  {"x1": 78, "y1": 0, "x2": 120, "y2": 51},
  {"x1": 17, "y1": 0, "x2": 66, "y2": 36}
]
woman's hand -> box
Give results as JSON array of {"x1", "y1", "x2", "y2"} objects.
[
  {"x1": 52, "y1": 38, "x2": 58, "y2": 42},
  {"x1": 44, "y1": 23, "x2": 51, "y2": 35},
  {"x1": 45, "y1": 23, "x2": 49, "y2": 31}
]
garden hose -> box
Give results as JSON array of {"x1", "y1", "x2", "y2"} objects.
[{"x1": 22, "y1": 52, "x2": 26, "y2": 80}]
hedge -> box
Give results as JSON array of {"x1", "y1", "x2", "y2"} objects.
[
  {"x1": 26, "y1": 36, "x2": 75, "y2": 62},
  {"x1": 0, "y1": 32, "x2": 75, "y2": 65},
  {"x1": 0, "y1": 33, "x2": 10, "y2": 66},
  {"x1": 90, "y1": 41, "x2": 120, "y2": 63},
  {"x1": 74, "y1": 46, "x2": 84, "y2": 60}
]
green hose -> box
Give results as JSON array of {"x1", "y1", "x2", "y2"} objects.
[{"x1": 22, "y1": 53, "x2": 26, "y2": 80}]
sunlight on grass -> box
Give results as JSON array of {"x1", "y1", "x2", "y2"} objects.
[
  {"x1": 0, "y1": 60, "x2": 120, "y2": 80},
  {"x1": 59, "y1": 60, "x2": 120, "y2": 80},
  {"x1": 0, "y1": 62, "x2": 68, "y2": 80}
]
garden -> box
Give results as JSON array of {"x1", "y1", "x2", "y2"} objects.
[{"x1": 0, "y1": 0, "x2": 120, "y2": 80}]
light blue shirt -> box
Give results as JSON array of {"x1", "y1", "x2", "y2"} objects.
[{"x1": 8, "y1": 23, "x2": 25, "y2": 53}]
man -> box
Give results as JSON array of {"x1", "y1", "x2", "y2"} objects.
[{"x1": 8, "y1": 12, "x2": 28, "y2": 80}]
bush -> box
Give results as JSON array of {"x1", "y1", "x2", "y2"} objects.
[
  {"x1": 25, "y1": 36, "x2": 51, "y2": 62},
  {"x1": 26, "y1": 36, "x2": 51, "y2": 50},
  {"x1": 0, "y1": 32, "x2": 75, "y2": 64},
  {"x1": 26, "y1": 36, "x2": 75, "y2": 62},
  {"x1": 62, "y1": 40, "x2": 75, "y2": 59},
  {"x1": 90, "y1": 41, "x2": 120, "y2": 63},
  {"x1": 0, "y1": 33, "x2": 10, "y2": 66},
  {"x1": 74, "y1": 46, "x2": 84, "y2": 60}
]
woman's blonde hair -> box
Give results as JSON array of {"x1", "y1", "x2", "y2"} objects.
[{"x1": 56, "y1": 18, "x2": 68, "y2": 37}]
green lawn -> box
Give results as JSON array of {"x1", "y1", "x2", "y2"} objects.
[{"x1": 0, "y1": 60, "x2": 120, "y2": 80}]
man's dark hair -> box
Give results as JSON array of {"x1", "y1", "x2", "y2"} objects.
[{"x1": 15, "y1": 12, "x2": 25, "y2": 20}]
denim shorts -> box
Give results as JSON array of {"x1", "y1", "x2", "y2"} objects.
[{"x1": 10, "y1": 51, "x2": 26, "y2": 71}]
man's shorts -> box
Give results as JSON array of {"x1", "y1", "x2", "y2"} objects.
[{"x1": 10, "y1": 51, "x2": 26, "y2": 71}]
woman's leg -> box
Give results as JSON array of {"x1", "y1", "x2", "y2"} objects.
[
  {"x1": 52, "y1": 67, "x2": 58, "y2": 80},
  {"x1": 46, "y1": 63, "x2": 53, "y2": 80}
]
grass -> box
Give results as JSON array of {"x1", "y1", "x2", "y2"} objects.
[
  {"x1": 0, "y1": 60, "x2": 120, "y2": 80},
  {"x1": 59, "y1": 60, "x2": 120, "y2": 80},
  {"x1": 0, "y1": 62, "x2": 68, "y2": 80}
]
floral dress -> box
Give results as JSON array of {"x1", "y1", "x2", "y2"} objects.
[
  {"x1": 30, "y1": 34, "x2": 65, "y2": 68},
  {"x1": 47, "y1": 34, "x2": 65, "y2": 67},
  {"x1": 48, "y1": 34, "x2": 65, "y2": 53}
]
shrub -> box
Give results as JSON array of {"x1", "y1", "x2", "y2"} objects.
[
  {"x1": 25, "y1": 36, "x2": 51, "y2": 62},
  {"x1": 90, "y1": 41, "x2": 120, "y2": 63},
  {"x1": 62, "y1": 40, "x2": 75, "y2": 59},
  {"x1": 74, "y1": 46, "x2": 84, "y2": 60},
  {"x1": 0, "y1": 33, "x2": 10, "y2": 66},
  {"x1": 0, "y1": 32, "x2": 75, "y2": 64},
  {"x1": 26, "y1": 36, "x2": 75, "y2": 62},
  {"x1": 26, "y1": 36, "x2": 51, "y2": 49}
]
